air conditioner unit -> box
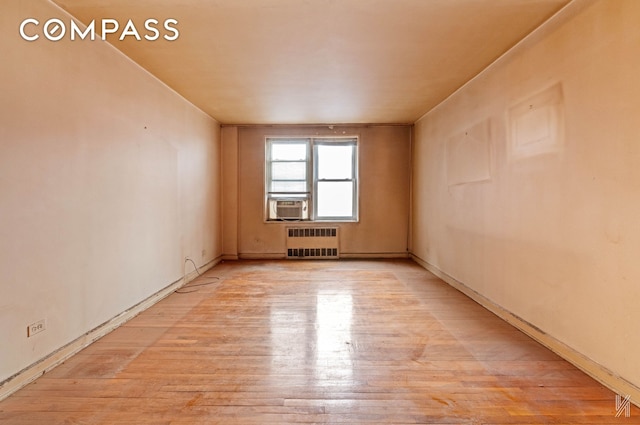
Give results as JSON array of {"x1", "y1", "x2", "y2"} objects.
[
  {"x1": 277, "y1": 200, "x2": 302, "y2": 219},
  {"x1": 268, "y1": 198, "x2": 309, "y2": 220}
]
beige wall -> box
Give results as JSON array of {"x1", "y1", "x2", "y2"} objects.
[
  {"x1": 0, "y1": 1, "x2": 221, "y2": 383},
  {"x1": 221, "y1": 126, "x2": 239, "y2": 259},
  {"x1": 412, "y1": 0, "x2": 640, "y2": 390},
  {"x1": 224, "y1": 125, "x2": 411, "y2": 258}
]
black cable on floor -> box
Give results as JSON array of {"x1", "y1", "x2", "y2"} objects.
[{"x1": 175, "y1": 257, "x2": 220, "y2": 294}]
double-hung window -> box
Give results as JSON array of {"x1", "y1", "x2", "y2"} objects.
[{"x1": 266, "y1": 137, "x2": 358, "y2": 221}]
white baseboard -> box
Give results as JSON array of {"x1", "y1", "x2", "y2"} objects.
[
  {"x1": 0, "y1": 257, "x2": 221, "y2": 402},
  {"x1": 411, "y1": 254, "x2": 640, "y2": 407}
]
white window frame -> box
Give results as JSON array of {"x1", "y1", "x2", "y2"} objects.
[{"x1": 265, "y1": 137, "x2": 358, "y2": 222}]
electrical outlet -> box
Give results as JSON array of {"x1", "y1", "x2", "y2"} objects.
[{"x1": 27, "y1": 319, "x2": 46, "y2": 337}]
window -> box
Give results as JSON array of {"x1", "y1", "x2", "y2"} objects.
[{"x1": 266, "y1": 137, "x2": 358, "y2": 221}]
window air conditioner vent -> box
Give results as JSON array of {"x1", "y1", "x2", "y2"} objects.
[{"x1": 269, "y1": 199, "x2": 308, "y2": 220}]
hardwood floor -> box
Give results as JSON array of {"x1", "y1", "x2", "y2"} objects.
[{"x1": 0, "y1": 259, "x2": 636, "y2": 424}]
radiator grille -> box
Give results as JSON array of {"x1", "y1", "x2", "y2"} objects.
[
  {"x1": 287, "y1": 248, "x2": 338, "y2": 258},
  {"x1": 288, "y1": 228, "x2": 337, "y2": 238},
  {"x1": 286, "y1": 227, "x2": 339, "y2": 259}
]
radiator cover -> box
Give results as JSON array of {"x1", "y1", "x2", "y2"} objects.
[{"x1": 286, "y1": 227, "x2": 339, "y2": 259}]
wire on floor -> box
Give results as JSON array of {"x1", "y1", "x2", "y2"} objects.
[
  {"x1": 176, "y1": 257, "x2": 220, "y2": 294},
  {"x1": 184, "y1": 257, "x2": 202, "y2": 276}
]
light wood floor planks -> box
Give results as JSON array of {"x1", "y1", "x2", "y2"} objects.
[{"x1": 1, "y1": 259, "x2": 637, "y2": 424}]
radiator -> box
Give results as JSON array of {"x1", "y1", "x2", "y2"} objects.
[{"x1": 286, "y1": 227, "x2": 339, "y2": 259}]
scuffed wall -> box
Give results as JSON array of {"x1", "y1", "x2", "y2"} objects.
[
  {"x1": 412, "y1": 0, "x2": 640, "y2": 390},
  {"x1": 226, "y1": 125, "x2": 411, "y2": 258},
  {"x1": 0, "y1": 1, "x2": 221, "y2": 384}
]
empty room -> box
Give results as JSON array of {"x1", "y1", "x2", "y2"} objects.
[{"x1": 1, "y1": 0, "x2": 639, "y2": 423}]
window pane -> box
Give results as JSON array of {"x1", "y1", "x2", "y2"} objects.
[
  {"x1": 272, "y1": 161, "x2": 306, "y2": 180},
  {"x1": 317, "y1": 181, "x2": 354, "y2": 218},
  {"x1": 317, "y1": 145, "x2": 353, "y2": 180},
  {"x1": 271, "y1": 143, "x2": 307, "y2": 161},
  {"x1": 271, "y1": 181, "x2": 308, "y2": 193}
]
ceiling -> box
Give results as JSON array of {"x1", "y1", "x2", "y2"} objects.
[{"x1": 52, "y1": 0, "x2": 571, "y2": 125}]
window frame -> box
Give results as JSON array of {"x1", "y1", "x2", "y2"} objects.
[
  {"x1": 312, "y1": 139, "x2": 358, "y2": 221},
  {"x1": 265, "y1": 136, "x2": 358, "y2": 222}
]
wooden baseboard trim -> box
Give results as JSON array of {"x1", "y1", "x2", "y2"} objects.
[
  {"x1": 238, "y1": 253, "x2": 410, "y2": 260},
  {"x1": 0, "y1": 256, "x2": 221, "y2": 402},
  {"x1": 339, "y1": 252, "x2": 410, "y2": 259},
  {"x1": 410, "y1": 254, "x2": 640, "y2": 407},
  {"x1": 238, "y1": 253, "x2": 286, "y2": 260}
]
